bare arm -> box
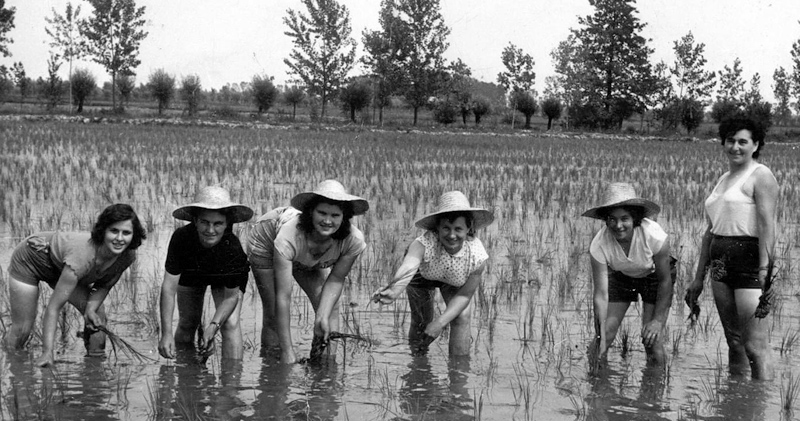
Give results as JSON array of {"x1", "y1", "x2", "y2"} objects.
[
  {"x1": 273, "y1": 253, "x2": 296, "y2": 364},
  {"x1": 315, "y1": 254, "x2": 359, "y2": 340},
  {"x1": 591, "y1": 256, "x2": 610, "y2": 355},
  {"x1": 158, "y1": 272, "x2": 181, "y2": 359},
  {"x1": 424, "y1": 262, "x2": 485, "y2": 338},
  {"x1": 687, "y1": 218, "x2": 713, "y2": 304},
  {"x1": 372, "y1": 240, "x2": 425, "y2": 304},
  {"x1": 753, "y1": 167, "x2": 778, "y2": 285},
  {"x1": 84, "y1": 271, "x2": 125, "y2": 329},
  {"x1": 642, "y1": 241, "x2": 673, "y2": 347},
  {"x1": 36, "y1": 267, "x2": 80, "y2": 367},
  {"x1": 199, "y1": 285, "x2": 241, "y2": 351}
]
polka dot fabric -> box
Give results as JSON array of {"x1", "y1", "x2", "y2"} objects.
[{"x1": 417, "y1": 231, "x2": 488, "y2": 287}]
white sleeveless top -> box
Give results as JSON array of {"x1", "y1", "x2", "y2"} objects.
[{"x1": 704, "y1": 163, "x2": 764, "y2": 237}]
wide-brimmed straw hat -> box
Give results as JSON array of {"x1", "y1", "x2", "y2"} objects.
[
  {"x1": 290, "y1": 180, "x2": 369, "y2": 216},
  {"x1": 415, "y1": 191, "x2": 495, "y2": 231},
  {"x1": 172, "y1": 186, "x2": 254, "y2": 223},
  {"x1": 581, "y1": 182, "x2": 660, "y2": 220}
]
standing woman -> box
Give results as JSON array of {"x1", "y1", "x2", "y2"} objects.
[
  {"x1": 686, "y1": 117, "x2": 778, "y2": 380},
  {"x1": 158, "y1": 186, "x2": 253, "y2": 360},
  {"x1": 5, "y1": 204, "x2": 146, "y2": 367},
  {"x1": 373, "y1": 191, "x2": 494, "y2": 356},
  {"x1": 583, "y1": 183, "x2": 674, "y2": 365},
  {"x1": 249, "y1": 180, "x2": 368, "y2": 364}
]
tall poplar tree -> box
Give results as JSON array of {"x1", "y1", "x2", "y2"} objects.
[
  {"x1": 0, "y1": 0, "x2": 14, "y2": 57},
  {"x1": 394, "y1": 0, "x2": 450, "y2": 125},
  {"x1": 284, "y1": 0, "x2": 356, "y2": 118},
  {"x1": 45, "y1": 2, "x2": 84, "y2": 113},
  {"x1": 81, "y1": 0, "x2": 148, "y2": 110},
  {"x1": 670, "y1": 32, "x2": 715, "y2": 102},
  {"x1": 362, "y1": 0, "x2": 408, "y2": 125},
  {"x1": 772, "y1": 66, "x2": 792, "y2": 125},
  {"x1": 566, "y1": 0, "x2": 657, "y2": 129}
]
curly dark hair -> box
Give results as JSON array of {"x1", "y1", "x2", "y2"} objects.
[
  {"x1": 297, "y1": 196, "x2": 354, "y2": 240},
  {"x1": 433, "y1": 211, "x2": 476, "y2": 237},
  {"x1": 597, "y1": 205, "x2": 645, "y2": 227},
  {"x1": 90, "y1": 203, "x2": 147, "y2": 250},
  {"x1": 718, "y1": 117, "x2": 766, "y2": 159}
]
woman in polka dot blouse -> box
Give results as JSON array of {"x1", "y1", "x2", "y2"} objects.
[{"x1": 373, "y1": 191, "x2": 494, "y2": 356}]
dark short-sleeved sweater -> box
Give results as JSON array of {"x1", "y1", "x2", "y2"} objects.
[{"x1": 165, "y1": 224, "x2": 250, "y2": 292}]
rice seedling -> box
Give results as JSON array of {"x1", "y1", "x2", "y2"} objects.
[
  {"x1": 95, "y1": 326, "x2": 155, "y2": 364},
  {"x1": 781, "y1": 371, "x2": 800, "y2": 414},
  {"x1": 780, "y1": 329, "x2": 800, "y2": 355}
]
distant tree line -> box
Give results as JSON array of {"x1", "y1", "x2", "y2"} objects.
[{"x1": 3, "y1": 0, "x2": 800, "y2": 132}]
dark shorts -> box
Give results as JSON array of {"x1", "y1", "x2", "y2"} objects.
[
  {"x1": 708, "y1": 235, "x2": 762, "y2": 289},
  {"x1": 407, "y1": 272, "x2": 459, "y2": 296},
  {"x1": 608, "y1": 257, "x2": 677, "y2": 304},
  {"x1": 248, "y1": 210, "x2": 280, "y2": 270},
  {"x1": 8, "y1": 236, "x2": 59, "y2": 289}
]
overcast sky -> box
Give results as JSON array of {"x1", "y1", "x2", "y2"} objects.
[{"x1": 3, "y1": 0, "x2": 800, "y2": 101}]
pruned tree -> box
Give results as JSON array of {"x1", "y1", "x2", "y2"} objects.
[
  {"x1": 46, "y1": 2, "x2": 84, "y2": 113},
  {"x1": 512, "y1": 90, "x2": 537, "y2": 129},
  {"x1": 116, "y1": 74, "x2": 135, "y2": 108},
  {"x1": 558, "y1": 0, "x2": 657, "y2": 129},
  {"x1": 678, "y1": 98, "x2": 704, "y2": 134},
  {"x1": 283, "y1": 85, "x2": 306, "y2": 120},
  {"x1": 180, "y1": 74, "x2": 202, "y2": 116},
  {"x1": 80, "y1": 0, "x2": 148, "y2": 111},
  {"x1": 541, "y1": 97, "x2": 563, "y2": 130},
  {"x1": 71, "y1": 68, "x2": 96, "y2": 113},
  {"x1": 444, "y1": 59, "x2": 473, "y2": 125},
  {"x1": 0, "y1": 0, "x2": 15, "y2": 57},
  {"x1": 0, "y1": 65, "x2": 11, "y2": 103},
  {"x1": 743, "y1": 73, "x2": 763, "y2": 106},
  {"x1": 498, "y1": 42, "x2": 535, "y2": 129},
  {"x1": 148, "y1": 68, "x2": 175, "y2": 116},
  {"x1": 716, "y1": 58, "x2": 745, "y2": 103},
  {"x1": 394, "y1": 0, "x2": 450, "y2": 125},
  {"x1": 472, "y1": 96, "x2": 491, "y2": 125},
  {"x1": 251, "y1": 74, "x2": 279, "y2": 114},
  {"x1": 362, "y1": 0, "x2": 407, "y2": 126},
  {"x1": 772, "y1": 66, "x2": 792, "y2": 125},
  {"x1": 339, "y1": 78, "x2": 371, "y2": 123},
  {"x1": 283, "y1": 0, "x2": 356, "y2": 118}
]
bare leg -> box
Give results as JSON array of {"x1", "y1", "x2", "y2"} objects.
[
  {"x1": 175, "y1": 285, "x2": 205, "y2": 350},
  {"x1": 602, "y1": 301, "x2": 631, "y2": 355},
  {"x1": 5, "y1": 277, "x2": 40, "y2": 349},
  {"x1": 440, "y1": 287, "x2": 473, "y2": 356},
  {"x1": 406, "y1": 284, "x2": 435, "y2": 354},
  {"x1": 294, "y1": 269, "x2": 339, "y2": 355},
  {"x1": 61, "y1": 282, "x2": 107, "y2": 356},
  {"x1": 212, "y1": 287, "x2": 244, "y2": 359},
  {"x1": 253, "y1": 268, "x2": 279, "y2": 349},
  {"x1": 641, "y1": 302, "x2": 666, "y2": 366},
  {"x1": 735, "y1": 288, "x2": 772, "y2": 380},
  {"x1": 712, "y1": 281, "x2": 750, "y2": 376}
]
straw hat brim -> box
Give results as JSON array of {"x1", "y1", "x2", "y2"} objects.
[
  {"x1": 581, "y1": 198, "x2": 660, "y2": 220},
  {"x1": 290, "y1": 192, "x2": 369, "y2": 216},
  {"x1": 172, "y1": 204, "x2": 254, "y2": 223},
  {"x1": 415, "y1": 208, "x2": 495, "y2": 231}
]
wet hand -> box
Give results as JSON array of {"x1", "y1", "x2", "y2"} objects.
[
  {"x1": 35, "y1": 352, "x2": 55, "y2": 368},
  {"x1": 280, "y1": 349, "x2": 297, "y2": 364},
  {"x1": 641, "y1": 320, "x2": 663, "y2": 348},
  {"x1": 424, "y1": 320, "x2": 444, "y2": 339},
  {"x1": 158, "y1": 336, "x2": 175, "y2": 359},
  {"x1": 84, "y1": 311, "x2": 105, "y2": 331},
  {"x1": 314, "y1": 318, "x2": 330, "y2": 342},
  {"x1": 372, "y1": 284, "x2": 402, "y2": 305}
]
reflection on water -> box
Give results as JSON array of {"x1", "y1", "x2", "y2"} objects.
[
  {"x1": 587, "y1": 364, "x2": 671, "y2": 421},
  {"x1": 395, "y1": 355, "x2": 473, "y2": 420}
]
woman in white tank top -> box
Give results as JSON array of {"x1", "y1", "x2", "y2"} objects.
[{"x1": 686, "y1": 117, "x2": 778, "y2": 380}]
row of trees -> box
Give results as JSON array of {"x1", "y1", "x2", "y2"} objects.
[{"x1": 4, "y1": 0, "x2": 800, "y2": 130}]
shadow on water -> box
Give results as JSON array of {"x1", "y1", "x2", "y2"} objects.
[
  {"x1": 586, "y1": 363, "x2": 671, "y2": 421},
  {"x1": 681, "y1": 376, "x2": 770, "y2": 421},
  {"x1": 155, "y1": 348, "x2": 246, "y2": 420},
  {"x1": 390, "y1": 354, "x2": 473, "y2": 421}
]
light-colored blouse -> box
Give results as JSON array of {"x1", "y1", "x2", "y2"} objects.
[
  {"x1": 589, "y1": 218, "x2": 667, "y2": 278},
  {"x1": 417, "y1": 231, "x2": 488, "y2": 287},
  {"x1": 705, "y1": 163, "x2": 769, "y2": 237},
  {"x1": 273, "y1": 207, "x2": 366, "y2": 270}
]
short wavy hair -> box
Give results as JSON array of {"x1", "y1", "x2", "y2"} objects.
[
  {"x1": 432, "y1": 211, "x2": 476, "y2": 237},
  {"x1": 297, "y1": 196, "x2": 354, "y2": 241},
  {"x1": 596, "y1": 205, "x2": 645, "y2": 227},
  {"x1": 91, "y1": 203, "x2": 147, "y2": 250},
  {"x1": 718, "y1": 117, "x2": 766, "y2": 159}
]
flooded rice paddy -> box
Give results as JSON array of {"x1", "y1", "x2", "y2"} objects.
[{"x1": 1, "y1": 121, "x2": 800, "y2": 420}]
